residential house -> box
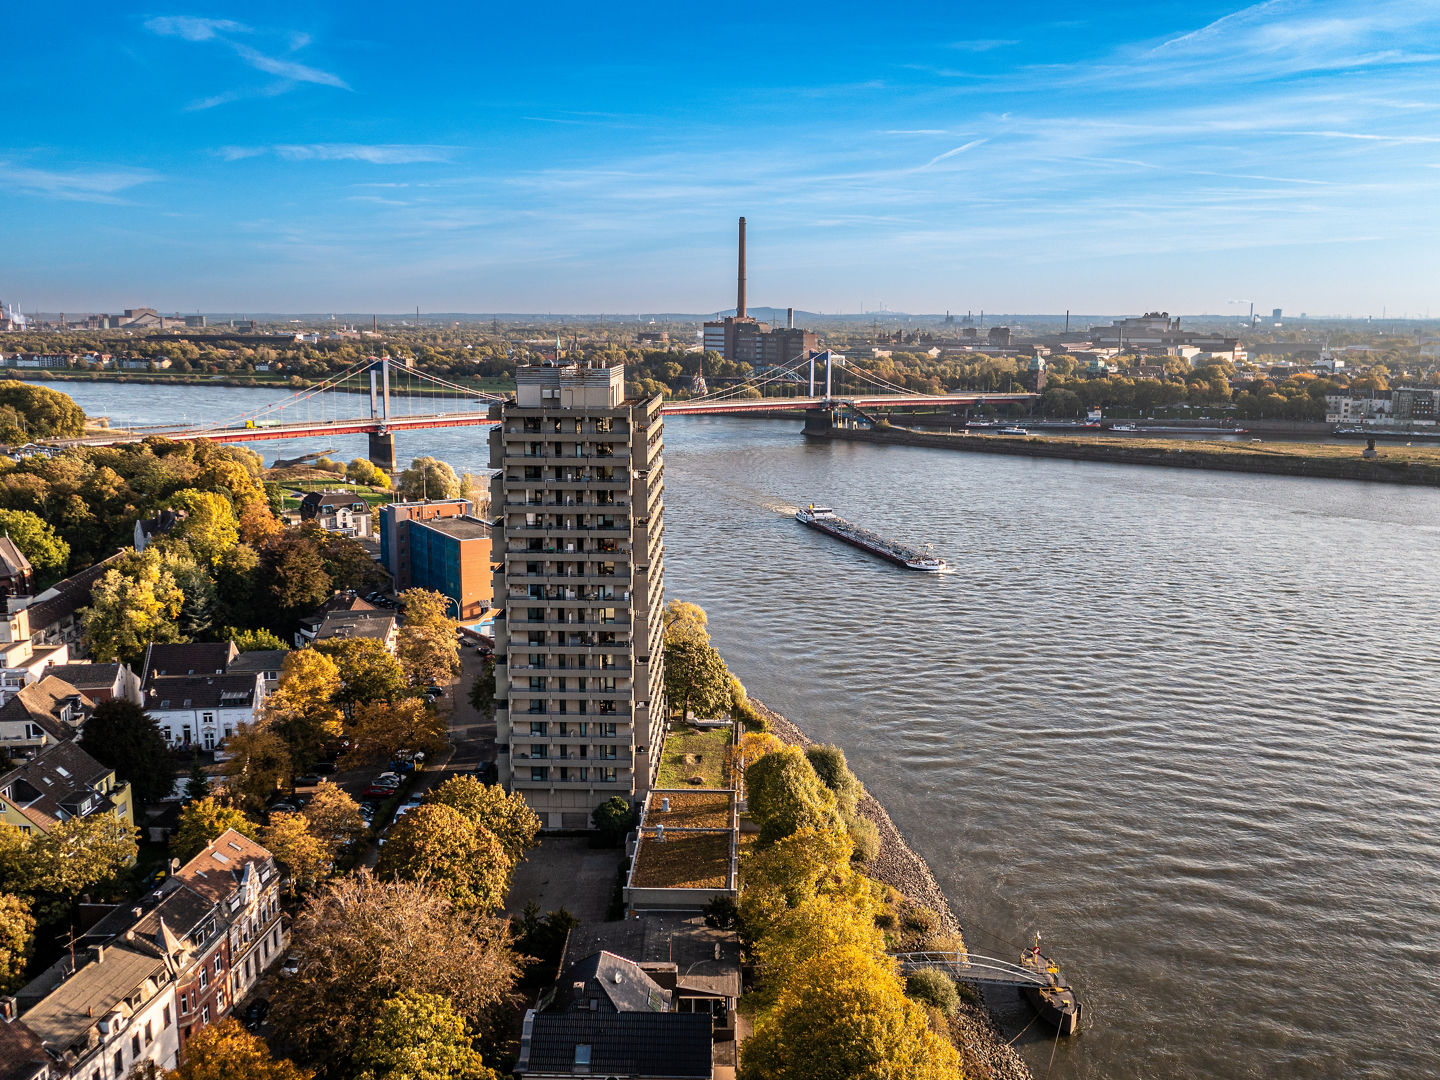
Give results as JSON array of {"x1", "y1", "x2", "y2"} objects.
[
  {"x1": 226, "y1": 650, "x2": 290, "y2": 697},
  {"x1": 298, "y1": 492, "x2": 373, "y2": 538},
  {"x1": 41, "y1": 663, "x2": 142, "y2": 706},
  {"x1": 0, "y1": 676, "x2": 93, "y2": 755},
  {"x1": 133, "y1": 510, "x2": 184, "y2": 553},
  {"x1": 19, "y1": 942, "x2": 179, "y2": 1080},
  {"x1": 516, "y1": 952, "x2": 713, "y2": 1079},
  {"x1": 138, "y1": 643, "x2": 263, "y2": 751},
  {"x1": 8, "y1": 552, "x2": 127, "y2": 659},
  {"x1": 0, "y1": 537, "x2": 33, "y2": 600},
  {"x1": 0, "y1": 607, "x2": 70, "y2": 705},
  {"x1": 313, "y1": 610, "x2": 397, "y2": 653},
  {"x1": 294, "y1": 591, "x2": 383, "y2": 648},
  {"x1": 0, "y1": 739, "x2": 134, "y2": 835}
]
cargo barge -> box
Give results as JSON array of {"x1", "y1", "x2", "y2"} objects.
[{"x1": 795, "y1": 505, "x2": 947, "y2": 572}]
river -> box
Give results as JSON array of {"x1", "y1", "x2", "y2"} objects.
[{"x1": 40, "y1": 381, "x2": 1440, "y2": 1079}]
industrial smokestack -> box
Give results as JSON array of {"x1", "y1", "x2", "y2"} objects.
[
  {"x1": 737, "y1": 216, "x2": 747, "y2": 319},
  {"x1": 787, "y1": 307, "x2": 794, "y2": 329}
]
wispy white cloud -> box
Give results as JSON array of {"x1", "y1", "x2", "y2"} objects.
[
  {"x1": 918, "y1": 139, "x2": 988, "y2": 168},
  {"x1": 143, "y1": 14, "x2": 348, "y2": 102},
  {"x1": 220, "y1": 144, "x2": 455, "y2": 164},
  {"x1": 0, "y1": 162, "x2": 159, "y2": 203},
  {"x1": 143, "y1": 16, "x2": 248, "y2": 42},
  {"x1": 948, "y1": 39, "x2": 1018, "y2": 52}
]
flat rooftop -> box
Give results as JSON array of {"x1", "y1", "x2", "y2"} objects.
[{"x1": 416, "y1": 515, "x2": 490, "y2": 540}]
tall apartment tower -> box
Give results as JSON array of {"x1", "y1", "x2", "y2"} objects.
[{"x1": 488, "y1": 360, "x2": 667, "y2": 829}]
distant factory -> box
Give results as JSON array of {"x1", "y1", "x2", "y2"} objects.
[{"x1": 703, "y1": 217, "x2": 818, "y2": 366}]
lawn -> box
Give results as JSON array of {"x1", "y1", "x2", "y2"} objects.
[
  {"x1": 655, "y1": 725, "x2": 732, "y2": 789},
  {"x1": 631, "y1": 830, "x2": 732, "y2": 890}
]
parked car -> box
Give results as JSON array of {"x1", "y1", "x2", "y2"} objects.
[
  {"x1": 295, "y1": 774, "x2": 323, "y2": 788},
  {"x1": 312, "y1": 760, "x2": 338, "y2": 775},
  {"x1": 280, "y1": 956, "x2": 299, "y2": 977},
  {"x1": 241, "y1": 998, "x2": 270, "y2": 1031},
  {"x1": 425, "y1": 685, "x2": 446, "y2": 696},
  {"x1": 268, "y1": 801, "x2": 297, "y2": 815},
  {"x1": 358, "y1": 802, "x2": 379, "y2": 823},
  {"x1": 476, "y1": 761, "x2": 498, "y2": 785}
]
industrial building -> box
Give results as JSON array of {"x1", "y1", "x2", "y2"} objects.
[{"x1": 702, "y1": 218, "x2": 818, "y2": 367}]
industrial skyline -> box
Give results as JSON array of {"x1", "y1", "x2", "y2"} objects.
[{"x1": 5, "y1": 1, "x2": 1439, "y2": 314}]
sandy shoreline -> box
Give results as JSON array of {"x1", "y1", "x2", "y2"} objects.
[{"x1": 751, "y1": 699, "x2": 1035, "y2": 1080}]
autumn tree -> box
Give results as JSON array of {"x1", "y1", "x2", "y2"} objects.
[
  {"x1": 261, "y1": 813, "x2": 330, "y2": 895},
  {"x1": 425, "y1": 776, "x2": 540, "y2": 864},
  {"x1": 0, "y1": 817, "x2": 138, "y2": 922},
  {"x1": 664, "y1": 637, "x2": 732, "y2": 720},
  {"x1": 345, "y1": 458, "x2": 389, "y2": 489},
  {"x1": 804, "y1": 744, "x2": 862, "y2": 817},
  {"x1": 0, "y1": 893, "x2": 35, "y2": 993},
  {"x1": 301, "y1": 782, "x2": 366, "y2": 854},
  {"x1": 0, "y1": 381, "x2": 86, "y2": 439},
  {"x1": 80, "y1": 700, "x2": 174, "y2": 811},
  {"x1": 163, "y1": 489, "x2": 240, "y2": 565},
  {"x1": 396, "y1": 626, "x2": 460, "y2": 689},
  {"x1": 350, "y1": 991, "x2": 499, "y2": 1080},
  {"x1": 374, "y1": 804, "x2": 510, "y2": 911},
  {"x1": 262, "y1": 649, "x2": 343, "y2": 769},
  {"x1": 397, "y1": 589, "x2": 454, "y2": 632},
  {"x1": 342, "y1": 698, "x2": 447, "y2": 768},
  {"x1": 0, "y1": 508, "x2": 69, "y2": 584},
  {"x1": 165, "y1": 1018, "x2": 312, "y2": 1080},
  {"x1": 221, "y1": 725, "x2": 293, "y2": 811},
  {"x1": 227, "y1": 627, "x2": 289, "y2": 652},
  {"x1": 395, "y1": 457, "x2": 460, "y2": 501},
  {"x1": 80, "y1": 547, "x2": 185, "y2": 665},
  {"x1": 662, "y1": 599, "x2": 709, "y2": 643},
  {"x1": 314, "y1": 637, "x2": 407, "y2": 705},
  {"x1": 739, "y1": 944, "x2": 963, "y2": 1080},
  {"x1": 268, "y1": 873, "x2": 520, "y2": 1072},
  {"x1": 259, "y1": 532, "x2": 332, "y2": 624},
  {"x1": 172, "y1": 798, "x2": 259, "y2": 863},
  {"x1": 745, "y1": 747, "x2": 842, "y2": 845}
]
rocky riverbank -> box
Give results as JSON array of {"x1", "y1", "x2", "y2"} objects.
[{"x1": 750, "y1": 699, "x2": 1035, "y2": 1080}]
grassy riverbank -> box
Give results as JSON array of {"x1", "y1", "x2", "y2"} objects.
[{"x1": 810, "y1": 420, "x2": 1440, "y2": 486}]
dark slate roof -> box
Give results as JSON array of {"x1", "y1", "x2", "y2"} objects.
[
  {"x1": 42, "y1": 663, "x2": 125, "y2": 694},
  {"x1": 142, "y1": 641, "x2": 238, "y2": 677},
  {"x1": 0, "y1": 1016, "x2": 49, "y2": 1080},
  {"x1": 553, "y1": 952, "x2": 670, "y2": 1014},
  {"x1": 229, "y1": 649, "x2": 290, "y2": 674},
  {"x1": 518, "y1": 1011, "x2": 712, "y2": 1079},
  {"x1": 315, "y1": 610, "x2": 395, "y2": 643},
  {"x1": 141, "y1": 672, "x2": 256, "y2": 711},
  {"x1": 0, "y1": 739, "x2": 114, "y2": 831},
  {"x1": 561, "y1": 916, "x2": 741, "y2": 1001},
  {"x1": 0, "y1": 676, "x2": 92, "y2": 741},
  {"x1": 0, "y1": 535, "x2": 32, "y2": 578},
  {"x1": 20, "y1": 551, "x2": 125, "y2": 630}
]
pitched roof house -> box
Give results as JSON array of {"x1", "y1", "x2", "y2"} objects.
[
  {"x1": 0, "y1": 676, "x2": 92, "y2": 752},
  {"x1": 0, "y1": 739, "x2": 133, "y2": 834},
  {"x1": 138, "y1": 643, "x2": 262, "y2": 751}
]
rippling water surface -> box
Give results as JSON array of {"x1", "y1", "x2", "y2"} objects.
[{"x1": 46, "y1": 383, "x2": 1440, "y2": 1078}]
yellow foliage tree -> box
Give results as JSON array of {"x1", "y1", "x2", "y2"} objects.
[
  {"x1": 263, "y1": 649, "x2": 344, "y2": 769},
  {"x1": 260, "y1": 812, "x2": 331, "y2": 895},
  {"x1": 165, "y1": 1017, "x2": 312, "y2": 1080}
]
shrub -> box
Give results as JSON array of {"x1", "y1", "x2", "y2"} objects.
[
  {"x1": 844, "y1": 813, "x2": 880, "y2": 863},
  {"x1": 805, "y1": 744, "x2": 861, "y2": 816},
  {"x1": 904, "y1": 968, "x2": 961, "y2": 1018}
]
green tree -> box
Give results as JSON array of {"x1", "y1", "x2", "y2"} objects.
[
  {"x1": 164, "y1": 489, "x2": 240, "y2": 565},
  {"x1": 395, "y1": 457, "x2": 460, "y2": 501},
  {"x1": 904, "y1": 968, "x2": 961, "y2": 1019},
  {"x1": 0, "y1": 893, "x2": 35, "y2": 993},
  {"x1": 662, "y1": 599, "x2": 709, "y2": 644},
  {"x1": 79, "y1": 700, "x2": 174, "y2": 811},
  {"x1": 397, "y1": 589, "x2": 454, "y2": 632},
  {"x1": 590, "y1": 796, "x2": 635, "y2": 848},
  {"x1": 0, "y1": 508, "x2": 69, "y2": 584},
  {"x1": 260, "y1": 532, "x2": 332, "y2": 624},
  {"x1": 345, "y1": 459, "x2": 389, "y2": 488},
  {"x1": 315, "y1": 637, "x2": 407, "y2": 704},
  {"x1": 350, "y1": 991, "x2": 499, "y2": 1080},
  {"x1": 804, "y1": 744, "x2": 862, "y2": 817},
  {"x1": 80, "y1": 547, "x2": 186, "y2": 666},
  {"x1": 183, "y1": 757, "x2": 210, "y2": 801},
  {"x1": 664, "y1": 637, "x2": 732, "y2": 720},
  {"x1": 0, "y1": 817, "x2": 138, "y2": 921},
  {"x1": 425, "y1": 776, "x2": 540, "y2": 864},
  {"x1": 227, "y1": 627, "x2": 289, "y2": 652},
  {"x1": 745, "y1": 747, "x2": 842, "y2": 845},
  {"x1": 164, "y1": 1018, "x2": 312, "y2": 1080},
  {"x1": 0, "y1": 381, "x2": 86, "y2": 439},
  {"x1": 172, "y1": 798, "x2": 259, "y2": 863},
  {"x1": 269, "y1": 873, "x2": 520, "y2": 1072},
  {"x1": 374, "y1": 804, "x2": 511, "y2": 911}
]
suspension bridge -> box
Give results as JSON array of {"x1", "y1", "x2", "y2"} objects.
[{"x1": 50, "y1": 352, "x2": 1035, "y2": 470}]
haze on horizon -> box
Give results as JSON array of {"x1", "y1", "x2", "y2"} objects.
[{"x1": 5, "y1": 0, "x2": 1439, "y2": 318}]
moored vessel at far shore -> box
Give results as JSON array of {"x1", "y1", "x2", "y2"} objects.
[{"x1": 795, "y1": 505, "x2": 947, "y2": 571}]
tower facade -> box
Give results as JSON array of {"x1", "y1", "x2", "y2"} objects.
[{"x1": 488, "y1": 361, "x2": 667, "y2": 829}]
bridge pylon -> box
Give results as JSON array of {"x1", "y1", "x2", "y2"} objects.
[{"x1": 368, "y1": 430, "x2": 397, "y2": 475}]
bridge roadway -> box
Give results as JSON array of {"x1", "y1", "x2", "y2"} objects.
[{"x1": 52, "y1": 391, "x2": 1037, "y2": 448}]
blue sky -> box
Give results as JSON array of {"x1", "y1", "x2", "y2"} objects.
[{"x1": 5, "y1": 1, "x2": 1439, "y2": 315}]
